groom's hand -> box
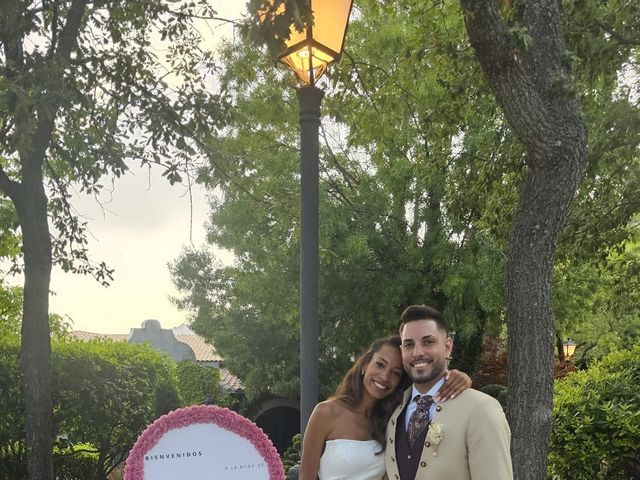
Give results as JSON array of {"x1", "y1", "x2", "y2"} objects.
[{"x1": 434, "y1": 370, "x2": 472, "y2": 402}]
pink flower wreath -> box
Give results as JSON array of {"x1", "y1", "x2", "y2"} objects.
[{"x1": 124, "y1": 404, "x2": 285, "y2": 480}]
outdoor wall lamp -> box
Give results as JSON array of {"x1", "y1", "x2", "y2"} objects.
[{"x1": 563, "y1": 337, "x2": 577, "y2": 359}]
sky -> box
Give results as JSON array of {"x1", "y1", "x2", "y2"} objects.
[
  {"x1": 14, "y1": 2, "x2": 246, "y2": 334},
  {"x1": 48, "y1": 170, "x2": 228, "y2": 334}
]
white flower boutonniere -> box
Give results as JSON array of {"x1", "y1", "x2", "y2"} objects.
[{"x1": 427, "y1": 423, "x2": 444, "y2": 456}]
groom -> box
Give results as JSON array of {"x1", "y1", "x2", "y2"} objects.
[{"x1": 385, "y1": 305, "x2": 513, "y2": 480}]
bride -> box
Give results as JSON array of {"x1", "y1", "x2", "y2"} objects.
[{"x1": 299, "y1": 335, "x2": 470, "y2": 480}]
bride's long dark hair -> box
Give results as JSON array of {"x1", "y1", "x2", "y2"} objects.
[{"x1": 331, "y1": 336, "x2": 410, "y2": 453}]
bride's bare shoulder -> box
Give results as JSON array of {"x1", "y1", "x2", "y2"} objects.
[
  {"x1": 307, "y1": 398, "x2": 344, "y2": 436},
  {"x1": 317, "y1": 397, "x2": 355, "y2": 418}
]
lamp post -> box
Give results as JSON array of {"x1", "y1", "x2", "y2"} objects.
[
  {"x1": 562, "y1": 338, "x2": 577, "y2": 359},
  {"x1": 270, "y1": 0, "x2": 353, "y2": 438}
]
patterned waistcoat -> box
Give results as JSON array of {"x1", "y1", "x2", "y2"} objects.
[{"x1": 395, "y1": 404, "x2": 430, "y2": 480}]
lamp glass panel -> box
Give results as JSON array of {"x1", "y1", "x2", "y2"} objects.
[
  {"x1": 563, "y1": 339, "x2": 576, "y2": 357},
  {"x1": 266, "y1": 0, "x2": 352, "y2": 84},
  {"x1": 311, "y1": 0, "x2": 352, "y2": 54},
  {"x1": 280, "y1": 46, "x2": 331, "y2": 84}
]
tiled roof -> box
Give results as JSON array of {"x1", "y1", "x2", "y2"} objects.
[
  {"x1": 174, "y1": 334, "x2": 222, "y2": 362},
  {"x1": 219, "y1": 368, "x2": 243, "y2": 393}
]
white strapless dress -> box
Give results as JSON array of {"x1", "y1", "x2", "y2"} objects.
[{"x1": 318, "y1": 439, "x2": 386, "y2": 480}]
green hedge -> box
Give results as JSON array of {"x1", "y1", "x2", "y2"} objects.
[
  {"x1": 0, "y1": 338, "x2": 180, "y2": 480},
  {"x1": 175, "y1": 360, "x2": 223, "y2": 406},
  {"x1": 0, "y1": 337, "x2": 225, "y2": 479},
  {"x1": 549, "y1": 343, "x2": 640, "y2": 479}
]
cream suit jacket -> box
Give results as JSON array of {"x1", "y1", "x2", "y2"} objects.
[{"x1": 384, "y1": 387, "x2": 513, "y2": 480}]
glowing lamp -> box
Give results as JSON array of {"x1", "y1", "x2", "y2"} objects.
[
  {"x1": 273, "y1": 0, "x2": 353, "y2": 85},
  {"x1": 563, "y1": 338, "x2": 576, "y2": 358}
]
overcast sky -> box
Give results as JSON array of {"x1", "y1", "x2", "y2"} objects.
[{"x1": 42, "y1": 3, "x2": 245, "y2": 334}]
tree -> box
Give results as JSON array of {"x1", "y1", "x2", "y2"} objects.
[
  {"x1": 171, "y1": 3, "x2": 509, "y2": 398},
  {"x1": 0, "y1": 283, "x2": 71, "y2": 341},
  {"x1": 459, "y1": 0, "x2": 638, "y2": 477},
  {"x1": 172, "y1": 0, "x2": 639, "y2": 419},
  {"x1": 460, "y1": 1, "x2": 586, "y2": 475},
  {"x1": 0, "y1": 1, "x2": 229, "y2": 477}
]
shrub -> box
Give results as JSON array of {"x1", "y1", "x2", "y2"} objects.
[
  {"x1": 53, "y1": 443, "x2": 100, "y2": 480},
  {"x1": 0, "y1": 338, "x2": 25, "y2": 480},
  {"x1": 473, "y1": 337, "x2": 576, "y2": 390},
  {"x1": 472, "y1": 337, "x2": 508, "y2": 389},
  {"x1": 281, "y1": 433, "x2": 301, "y2": 473},
  {"x1": 1, "y1": 441, "x2": 105, "y2": 480},
  {"x1": 0, "y1": 442, "x2": 26, "y2": 480},
  {"x1": 549, "y1": 343, "x2": 640, "y2": 479},
  {"x1": 154, "y1": 377, "x2": 182, "y2": 417},
  {"x1": 479, "y1": 384, "x2": 507, "y2": 410}
]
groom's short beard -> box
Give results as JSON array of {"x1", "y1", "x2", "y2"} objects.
[{"x1": 408, "y1": 357, "x2": 447, "y2": 386}]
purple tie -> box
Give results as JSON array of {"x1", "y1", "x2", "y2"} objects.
[{"x1": 407, "y1": 395, "x2": 433, "y2": 448}]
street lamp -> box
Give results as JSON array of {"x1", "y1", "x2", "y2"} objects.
[
  {"x1": 563, "y1": 338, "x2": 577, "y2": 359},
  {"x1": 266, "y1": 0, "x2": 353, "y2": 438},
  {"x1": 276, "y1": 0, "x2": 353, "y2": 86}
]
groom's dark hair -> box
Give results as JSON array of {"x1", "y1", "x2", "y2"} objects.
[{"x1": 399, "y1": 304, "x2": 449, "y2": 335}]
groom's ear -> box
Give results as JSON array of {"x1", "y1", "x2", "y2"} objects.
[{"x1": 445, "y1": 336, "x2": 453, "y2": 357}]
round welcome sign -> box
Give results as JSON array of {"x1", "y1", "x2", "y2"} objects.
[{"x1": 124, "y1": 405, "x2": 285, "y2": 480}]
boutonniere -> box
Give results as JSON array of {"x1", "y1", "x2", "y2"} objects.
[{"x1": 427, "y1": 423, "x2": 444, "y2": 456}]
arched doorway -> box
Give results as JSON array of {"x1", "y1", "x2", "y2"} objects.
[{"x1": 254, "y1": 403, "x2": 299, "y2": 454}]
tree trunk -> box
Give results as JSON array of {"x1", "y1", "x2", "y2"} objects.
[
  {"x1": 460, "y1": 1, "x2": 588, "y2": 478},
  {"x1": 505, "y1": 153, "x2": 584, "y2": 479},
  {"x1": 0, "y1": 128, "x2": 56, "y2": 480},
  {"x1": 0, "y1": 2, "x2": 89, "y2": 477},
  {"x1": 555, "y1": 333, "x2": 565, "y2": 361},
  {"x1": 14, "y1": 180, "x2": 53, "y2": 480}
]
